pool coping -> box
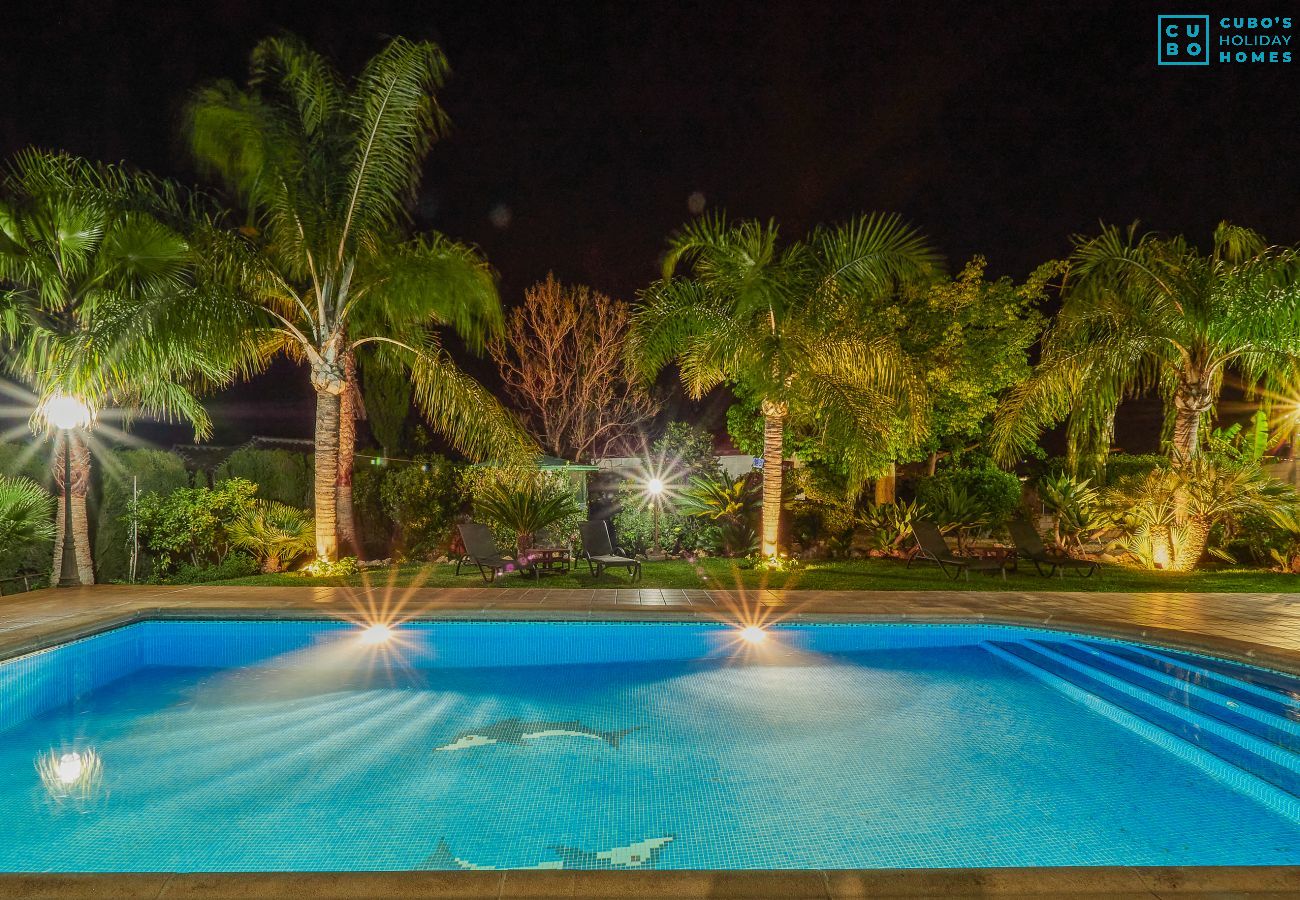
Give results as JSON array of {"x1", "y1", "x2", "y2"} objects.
[
  {"x1": 2, "y1": 865, "x2": 1300, "y2": 898},
  {"x1": 6, "y1": 586, "x2": 1300, "y2": 897},
  {"x1": 8, "y1": 603, "x2": 1300, "y2": 678}
]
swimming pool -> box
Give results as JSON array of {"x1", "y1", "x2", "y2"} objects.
[{"x1": 3, "y1": 619, "x2": 1300, "y2": 872}]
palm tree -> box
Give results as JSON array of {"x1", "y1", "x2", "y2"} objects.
[
  {"x1": 0, "y1": 475, "x2": 55, "y2": 573},
  {"x1": 1105, "y1": 452, "x2": 1297, "y2": 571},
  {"x1": 187, "y1": 35, "x2": 531, "y2": 561},
  {"x1": 229, "y1": 499, "x2": 315, "y2": 573},
  {"x1": 627, "y1": 214, "x2": 938, "y2": 557},
  {"x1": 993, "y1": 222, "x2": 1300, "y2": 468},
  {"x1": 0, "y1": 150, "x2": 231, "y2": 585}
]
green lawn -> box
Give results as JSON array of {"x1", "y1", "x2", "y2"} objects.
[{"x1": 206, "y1": 556, "x2": 1300, "y2": 593}]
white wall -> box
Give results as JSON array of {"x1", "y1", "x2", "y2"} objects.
[{"x1": 594, "y1": 455, "x2": 758, "y2": 480}]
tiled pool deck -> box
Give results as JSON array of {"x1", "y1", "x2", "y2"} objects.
[{"x1": 4, "y1": 583, "x2": 1300, "y2": 898}]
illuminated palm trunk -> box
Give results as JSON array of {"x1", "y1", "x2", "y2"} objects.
[
  {"x1": 313, "y1": 389, "x2": 342, "y2": 562},
  {"x1": 335, "y1": 351, "x2": 361, "y2": 556},
  {"x1": 50, "y1": 433, "x2": 94, "y2": 585},
  {"x1": 1171, "y1": 375, "x2": 1213, "y2": 459},
  {"x1": 874, "y1": 463, "x2": 896, "y2": 505},
  {"x1": 759, "y1": 399, "x2": 786, "y2": 557}
]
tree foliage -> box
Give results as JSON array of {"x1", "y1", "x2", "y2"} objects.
[
  {"x1": 228, "y1": 500, "x2": 315, "y2": 573},
  {"x1": 490, "y1": 275, "x2": 660, "y2": 462},
  {"x1": 132, "y1": 478, "x2": 259, "y2": 578},
  {"x1": 187, "y1": 33, "x2": 532, "y2": 558},
  {"x1": 0, "y1": 475, "x2": 54, "y2": 578},
  {"x1": 994, "y1": 222, "x2": 1300, "y2": 469},
  {"x1": 0, "y1": 150, "x2": 237, "y2": 434},
  {"x1": 629, "y1": 212, "x2": 939, "y2": 555}
]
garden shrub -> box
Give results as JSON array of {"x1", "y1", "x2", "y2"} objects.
[
  {"x1": 473, "y1": 473, "x2": 583, "y2": 554},
  {"x1": 0, "y1": 475, "x2": 54, "y2": 579},
  {"x1": 1036, "y1": 471, "x2": 1108, "y2": 551},
  {"x1": 856, "y1": 499, "x2": 924, "y2": 556},
  {"x1": 165, "y1": 552, "x2": 259, "y2": 585},
  {"x1": 1103, "y1": 454, "x2": 1297, "y2": 571},
  {"x1": 916, "y1": 465, "x2": 1022, "y2": 530},
  {"x1": 785, "y1": 465, "x2": 856, "y2": 556},
  {"x1": 94, "y1": 448, "x2": 191, "y2": 582},
  {"x1": 215, "y1": 447, "x2": 313, "y2": 507},
  {"x1": 132, "y1": 478, "x2": 258, "y2": 580},
  {"x1": 1100, "y1": 453, "x2": 1169, "y2": 485},
  {"x1": 613, "y1": 488, "x2": 686, "y2": 554},
  {"x1": 350, "y1": 463, "x2": 391, "y2": 558},
  {"x1": 229, "y1": 500, "x2": 315, "y2": 572},
  {"x1": 381, "y1": 455, "x2": 465, "y2": 558},
  {"x1": 301, "y1": 556, "x2": 361, "y2": 578},
  {"x1": 464, "y1": 466, "x2": 583, "y2": 552},
  {"x1": 677, "y1": 471, "x2": 760, "y2": 556}
]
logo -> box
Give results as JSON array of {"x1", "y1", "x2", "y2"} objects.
[
  {"x1": 1158, "y1": 15, "x2": 1210, "y2": 65},
  {"x1": 1157, "y1": 15, "x2": 1293, "y2": 65}
]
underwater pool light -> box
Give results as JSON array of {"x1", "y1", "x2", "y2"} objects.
[
  {"x1": 360, "y1": 624, "x2": 394, "y2": 645},
  {"x1": 36, "y1": 747, "x2": 103, "y2": 798},
  {"x1": 739, "y1": 625, "x2": 767, "y2": 644},
  {"x1": 57, "y1": 752, "x2": 84, "y2": 784}
]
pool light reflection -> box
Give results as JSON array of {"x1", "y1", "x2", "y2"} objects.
[
  {"x1": 360, "y1": 623, "x2": 395, "y2": 645},
  {"x1": 739, "y1": 625, "x2": 767, "y2": 644}
]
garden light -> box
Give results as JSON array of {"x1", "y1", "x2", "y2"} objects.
[
  {"x1": 647, "y1": 477, "x2": 664, "y2": 495},
  {"x1": 39, "y1": 393, "x2": 93, "y2": 431}
]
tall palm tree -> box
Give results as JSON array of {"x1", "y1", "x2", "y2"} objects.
[
  {"x1": 994, "y1": 222, "x2": 1300, "y2": 468},
  {"x1": 628, "y1": 214, "x2": 938, "y2": 557},
  {"x1": 0, "y1": 150, "x2": 232, "y2": 584},
  {"x1": 187, "y1": 35, "x2": 531, "y2": 560}
]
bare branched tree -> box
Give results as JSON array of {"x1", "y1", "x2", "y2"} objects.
[{"x1": 491, "y1": 276, "x2": 660, "y2": 462}]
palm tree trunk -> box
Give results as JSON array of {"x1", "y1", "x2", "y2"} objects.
[
  {"x1": 336, "y1": 351, "x2": 362, "y2": 556},
  {"x1": 1171, "y1": 377, "x2": 1213, "y2": 460},
  {"x1": 314, "y1": 390, "x2": 341, "y2": 562},
  {"x1": 759, "y1": 399, "x2": 786, "y2": 557},
  {"x1": 1171, "y1": 520, "x2": 1212, "y2": 572},
  {"x1": 874, "y1": 463, "x2": 896, "y2": 505},
  {"x1": 51, "y1": 432, "x2": 94, "y2": 585}
]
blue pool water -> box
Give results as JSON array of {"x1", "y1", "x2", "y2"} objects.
[{"x1": 3, "y1": 619, "x2": 1300, "y2": 871}]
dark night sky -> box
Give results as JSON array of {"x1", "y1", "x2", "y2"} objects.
[{"x1": 3, "y1": 0, "x2": 1297, "y2": 450}]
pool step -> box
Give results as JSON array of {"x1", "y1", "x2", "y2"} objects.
[
  {"x1": 1065, "y1": 639, "x2": 1300, "y2": 728},
  {"x1": 1147, "y1": 644, "x2": 1300, "y2": 702},
  {"x1": 1041, "y1": 640, "x2": 1300, "y2": 748},
  {"x1": 986, "y1": 639, "x2": 1300, "y2": 801}
]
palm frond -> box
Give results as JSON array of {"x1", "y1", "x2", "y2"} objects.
[
  {"x1": 336, "y1": 37, "x2": 450, "y2": 261},
  {"x1": 354, "y1": 233, "x2": 500, "y2": 350},
  {"x1": 364, "y1": 336, "x2": 535, "y2": 464}
]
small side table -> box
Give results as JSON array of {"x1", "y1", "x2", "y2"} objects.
[{"x1": 524, "y1": 547, "x2": 571, "y2": 577}]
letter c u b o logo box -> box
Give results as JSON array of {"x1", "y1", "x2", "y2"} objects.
[{"x1": 1158, "y1": 15, "x2": 1210, "y2": 65}]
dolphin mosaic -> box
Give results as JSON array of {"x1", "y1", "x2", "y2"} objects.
[
  {"x1": 434, "y1": 717, "x2": 641, "y2": 751},
  {"x1": 422, "y1": 835, "x2": 675, "y2": 870},
  {"x1": 552, "y1": 836, "x2": 675, "y2": 869}
]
